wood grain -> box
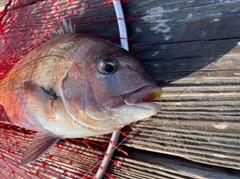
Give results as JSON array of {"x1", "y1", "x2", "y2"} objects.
[
  {"x1": 91, "y1": 0, "x2": 240, "y2": 175},
  {"x1": 1, "y1": 126, "x2": 240, "y2": 179},
  {"x1": 0, "y1": 0, "x2": 240, "y2": 178},
  {"x1": 105, "y1": 147, "x2": 240, "y2": 179}
]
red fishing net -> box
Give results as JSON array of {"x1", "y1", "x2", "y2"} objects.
[{"x1": 0, "y1": 0, "x2": 133, "y2": 178}]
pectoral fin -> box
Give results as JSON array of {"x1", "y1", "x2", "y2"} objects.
[
  {"x1": 24, "y1": 81, "x2": 56, "y2": 101},
  {"x1": 24, "y1": 81, "x2": 56, "y2": 120},
  {"x1": 20, "y1": 133, "x2": 60, "y2": 166}
]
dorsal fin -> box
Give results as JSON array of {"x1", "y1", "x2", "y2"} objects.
[
  {"x1": 45, "y1": 18, "x2": 76, "y2": 40},
  {"x1": 53, "y1": 18, "x2": 76, "y2": 36}
]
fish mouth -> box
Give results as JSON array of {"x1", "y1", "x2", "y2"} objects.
[{"x1": 123, "y1": 85, "x2": 162, "y2": 106}]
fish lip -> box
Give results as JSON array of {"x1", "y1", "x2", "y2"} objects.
[{"x1": 123, "y1": 85, "x2": 161, "y2": 105}]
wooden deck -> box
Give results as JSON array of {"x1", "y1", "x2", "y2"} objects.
[
  {"x1": 85, "y1": 0, "x2": 240, "y2": 178},
  {"x1": 0, "y1": 0, "x2": 240, "y2": 178},
  {"x1": 105, "y1": 0, "x2": 240, "y2": 178}
]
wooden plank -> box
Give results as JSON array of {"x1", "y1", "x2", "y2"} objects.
[
  {"x1": 140, "y1": 44, "x2": 240, "y2": 83},
  {"x1": 1, "y1": 125, "x2": 240, "y2": 179},
  {"x1": 124, "y1": 0, "x2": 240, "y2": 44},
  {"x1": 119, "y1": 116, "x2": 240, "y2": 168},
  {"x1": 105, "y1": 147, "x2": 240, "y2": 179},
  {"x1": 133, "y1": 38, "x2": 240, "y2": 61}
]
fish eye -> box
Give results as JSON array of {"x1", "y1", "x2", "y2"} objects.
[{"x1": 98, "y1": 57, "x2": 118, "y2": 75}]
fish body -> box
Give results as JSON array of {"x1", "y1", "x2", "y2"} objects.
[
  {"x1": 0, "y1": 33, "x2": 161, "y2": 165},
  {"x1": 0, "y1": 34, "x2": 115, "y2": 137}
]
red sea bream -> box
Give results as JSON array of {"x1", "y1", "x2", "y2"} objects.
[{"x1": 0, "y1": 27, "x2": 161, "y2": 165}]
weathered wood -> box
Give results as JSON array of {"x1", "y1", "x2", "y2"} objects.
[
  {"x1": 92, "y1": 0, "x2": 240, "y2": 174},
  {"x1": 0, "y1": 0, "x2": 240, "y2": 178},
  {"x1": 93, "y1": 54, "x2": 240, "y2": 171},
  {"x1": 105, "y1": 147, "x2": 240, "y2": 179},
  {"x1": 1, "y1": 126, "x2": 240, "y2": 179},
  {"x1": 124, "y1": 0, "x2": 240, "y2": 43}
]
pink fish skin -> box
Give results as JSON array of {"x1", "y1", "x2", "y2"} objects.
[{"x1": 0, "y1": 33, "x2": 161, "y2": 166}]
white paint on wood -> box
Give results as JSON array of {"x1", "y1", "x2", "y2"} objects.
[
  {"x1": 187, "y1": 14, "x2": 193, "y2": 19},
  {"x1": 210, "y1": 18, "x2": 220, "y2": 22},
  {"x1": 152, "y1": 51, "x2": 159, "y2": 56},
  {"x1": 141, "y1": 7, "x2": 172, "y2": 39},
  {"x1": 135, "y1": 27, "x2": 142, "y2": 32},
  {"x1": 163, "y1": 34, "x2": 171, "y2": 40}
]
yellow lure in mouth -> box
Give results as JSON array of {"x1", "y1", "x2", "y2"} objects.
[
  {"x1": 152, "y1": 89, "x2": 163, "y2": 100},
  {"x1": 140, "y1": 88, "x2": 163, "y2": 102}
]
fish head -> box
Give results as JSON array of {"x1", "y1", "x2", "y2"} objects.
[{"x1": 61, "y1": 34, "x2": 162, "y2": 131}]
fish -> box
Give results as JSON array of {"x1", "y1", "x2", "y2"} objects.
[{"x1": 0, "y1": 20, "x2": 162, "y2": 166}]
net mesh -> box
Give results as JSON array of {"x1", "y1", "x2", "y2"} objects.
[{"x1": 0, "y1": 0, "x2": 132, "y2": 178}]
